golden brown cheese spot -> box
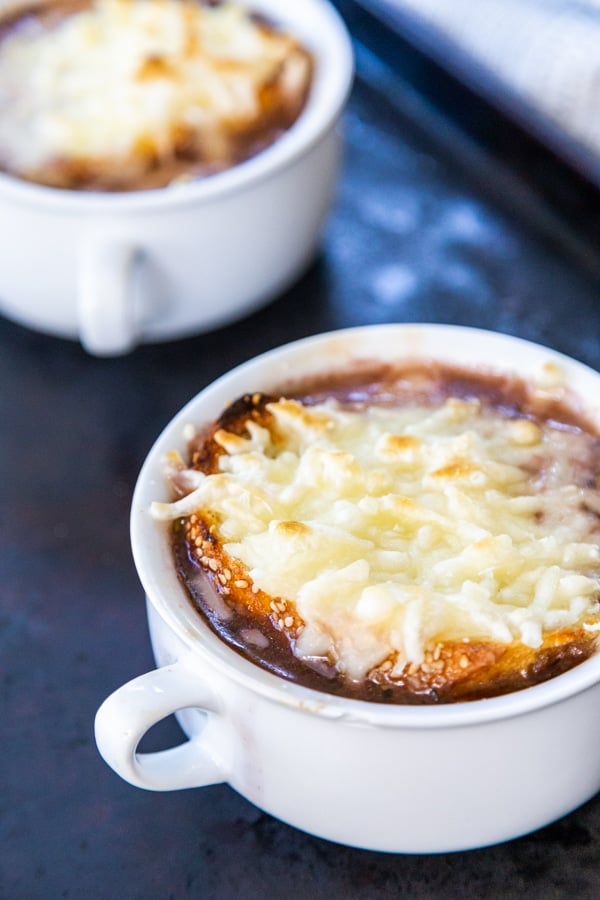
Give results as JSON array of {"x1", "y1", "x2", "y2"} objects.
[
  {"x1": 383, "y1": 434, "x2": 420, "y2": 452},
  {"x1": 376, "y1": 433, "x2": 421, "y2": 466},
  {"x1": 429, "y1": 459, "x2": 476, "y2": 480},
  {"x1": 136, "y1": 54, "x2": 176, "y2": 80},
  {"x1": 275, "y1": 520, "x2": 312, "y2": 539}
]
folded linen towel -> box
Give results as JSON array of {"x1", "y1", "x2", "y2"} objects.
[{"x1": 369, "y1": 0, "x2": 600, "y2": 160}]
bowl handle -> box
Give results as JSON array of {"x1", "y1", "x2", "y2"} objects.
[
  {"x1": 94, "y1": 658, "x2": 227, "y2": 791},
  {"x1": 78, "y1": 236, "x2": 141, "y2": 356}
]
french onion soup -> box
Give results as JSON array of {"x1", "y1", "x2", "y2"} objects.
[
  {"x1": 0, "y1": 0, "x2": 313, "y2": 190},
  {"x1": 151, "y1": 363, "x2": 600, "y2": 704}
]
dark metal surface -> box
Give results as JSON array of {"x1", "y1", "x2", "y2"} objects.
[
  {"x1": 3, "y1": 8, "x2": 600, "y2": 897},
  {"x1": 343, "y1": 0, "x2": 600, "y2": 267}
]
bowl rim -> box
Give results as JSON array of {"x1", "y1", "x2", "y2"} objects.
[
  {"x1": 0, "y1": 0, "x2": 354, "y2": 212},
  {"x1": 131, "y1": 323, "x2": 600, "y2": 728}
]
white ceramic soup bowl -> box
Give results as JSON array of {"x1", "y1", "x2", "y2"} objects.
[
  {"x1": 95, "y1": 324, "x2": 600, "y2": 853},
  {"x1": 0, "y1": 0, "x2": 353, "y2": 355}
]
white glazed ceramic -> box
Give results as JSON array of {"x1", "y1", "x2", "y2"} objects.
[
  {"x1": 0, "y1": 0, "x2": 353, "y2": 355},
  {"x1": 95, "y1": 324, "x2": 600, "y2": 853}
]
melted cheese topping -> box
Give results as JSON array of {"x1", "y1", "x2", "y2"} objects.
[
  {"x1": 0, "y1": 0, "x2": 311, "y2": 187},
  {"x1": 152, "y1": 396, "x2": 600, "y2": 680}
]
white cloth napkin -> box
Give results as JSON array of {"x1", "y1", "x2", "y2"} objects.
[{"x1": 376, "y1": 0, "x2": 600, "y2": 159}]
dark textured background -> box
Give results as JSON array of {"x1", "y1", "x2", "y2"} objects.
[{"x1": 2, "y1": 4, "x2": 600, "y2": 896}]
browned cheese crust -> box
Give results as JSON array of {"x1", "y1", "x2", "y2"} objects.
[
  {"x1": 0, "y1": 1, "x2": 313, "y2": 191},
  {"x1": 171, "y1": 384, "x2": 600, "y2": 704}
]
